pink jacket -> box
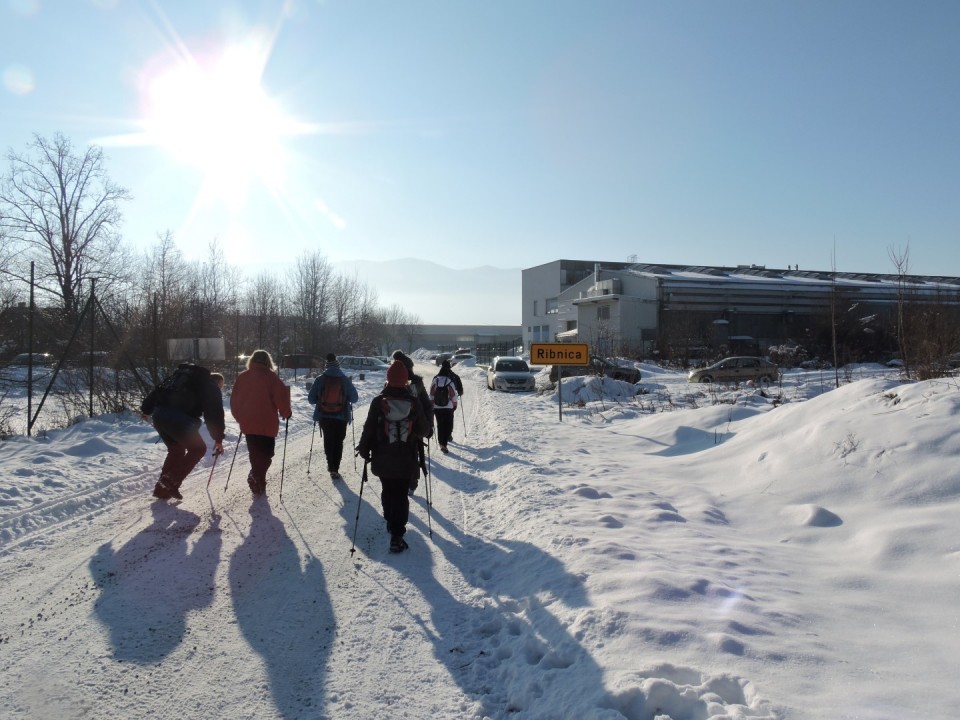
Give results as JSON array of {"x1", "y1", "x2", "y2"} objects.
[{"x1": 230, "y1": 363, "x2": 292, "y2": 437}]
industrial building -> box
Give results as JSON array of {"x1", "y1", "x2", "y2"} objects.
[{"x1": 522, "y1": 259, "x2": 960, "y2": 360}]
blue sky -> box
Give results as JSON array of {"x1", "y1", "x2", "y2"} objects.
[{"x1": 2, "y1": 0, "x2": 958, "y2": 280}]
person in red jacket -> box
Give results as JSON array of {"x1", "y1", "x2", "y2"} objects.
[{"x1": 230, "y1": 349, "x2": 292, "y2": 496}]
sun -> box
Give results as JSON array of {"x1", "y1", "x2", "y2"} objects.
[{"x1": 140, "y1": 40, "x2": 300, "y2": 207}]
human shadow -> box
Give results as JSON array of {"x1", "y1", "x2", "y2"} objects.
[
  {"x1": 89, "y1": 502, "x2": 221, "y2": 664},
  {"x1": 399, "y1": 501, "x2": 625, "y2": 718},
  {"x1": 228, "y1": 498, "x2": 334, "y2": 719}
]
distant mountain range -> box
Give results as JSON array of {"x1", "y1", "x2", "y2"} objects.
[{"x1": 334, "y1": 258, "x2": 521, "y2": 326}]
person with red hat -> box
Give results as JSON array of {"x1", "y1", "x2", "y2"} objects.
[{"x1": 355, "y1": 359, "x2": 430, "y2": 552}]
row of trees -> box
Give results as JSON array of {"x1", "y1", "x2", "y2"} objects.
[{"x1": 0, "y1": 133, "x2": 421, "y2": 374}]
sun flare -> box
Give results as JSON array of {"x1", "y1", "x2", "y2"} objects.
[{"x1": 141, "y1": 41, "x2": 298, "y2": 206}]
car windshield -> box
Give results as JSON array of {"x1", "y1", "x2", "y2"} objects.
[{"x1": 497, "y1": 360, "x2": 529, "y2": 372}]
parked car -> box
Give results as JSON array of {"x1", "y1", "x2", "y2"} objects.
[
  {"x1": 548, "y1": 357, "x2": 641, "y2": 384},
  {"x1": 434, "y1": 352, "x2": 454, "y2": 366},
  {"x1": 9, "y1": 352, "x2": 54, "y2": 367},
  {"x1": 339, "y1": 356, "x2": 390, "y2": 372},
  {"x1": 450, "y1": 352, "x2": 475, "y2": 366},
  {"x1": 487, "y1": 356, "x2": 535, "y2": 392},
  {"x1": 687, "y1": 356, "x2": 779, "y2": 385}
]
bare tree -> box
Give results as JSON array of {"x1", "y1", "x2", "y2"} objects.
[
  {"x1": 378, "y1": 303, "x2": 421, "y2": 353},
  {"x1": 330, "y1": 272, "x2": 362, "y2": 347},
  {"x1": 195, "y1": 239, "x2": 241, "y2": 337},
  {"x1": 888, "y1": 243, "x2": 911, "y2": 378},
  {"x1": 288, "y1": 250, "x2": 333, "y2": 353},
  {"x1": 0, "y1": 133, "x2": 131, "y2": 317},
  {"x1": 245, "y1": 271, "x2": 282, "y2": 350}
]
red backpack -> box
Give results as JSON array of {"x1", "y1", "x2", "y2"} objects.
[{"x1": 319, "y1": 376, "x2": 346, "y2": 414}]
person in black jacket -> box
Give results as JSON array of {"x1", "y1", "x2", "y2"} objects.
[
  {"x1": 430, "y1": 360, "x2": 460, "y2": 453},
  {"x1": 141, "y1": 364, "x2": 225, "y2": 500},
  {"x1": 392, "y1": 350, "x2": 434, "y2": 436},
  {"x1": 356, "y1": 360, "x2": 430, "y2": 553}
]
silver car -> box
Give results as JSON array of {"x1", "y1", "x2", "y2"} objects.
[
  {"x1": 688, "y1": 356, "x2": 779, "y2": 385},
  {"x1": 487, "y1": 356, "x2": 535, "y2": 392},
  {"x1": 339, "y1": 356, "x2": 390, "y2": 372}
]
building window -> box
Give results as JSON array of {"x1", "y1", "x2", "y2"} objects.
[
  {"x1": 545, "y1": 297, "x2": 558, "y2": 314},
  {"x1": 597, "y1": 305, "x2": 610, "y2": 320},
  {"x1": 532, "y1": 300, "x2": 538, "y2": 316}
]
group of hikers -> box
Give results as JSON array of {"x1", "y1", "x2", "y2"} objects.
[{"x1": 139, "y1": 350, "x2": 464, "y2": 553}]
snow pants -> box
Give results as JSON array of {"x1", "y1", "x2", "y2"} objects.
[
  {"x1": 434, "y1": 408, "x2": 455, "y2": 446},
  {"x1": 379, "y1": 476, "x2": 411, "y2": 538},
  {"x1": 245, "y1": 434, "x2": 276, "y2": 489},
  {"x1": 319, "y1": 418, "x2": 348, "y2": 473},
  {"x1": 153, "y1": 406, "x2": 206, "y2": 490}
]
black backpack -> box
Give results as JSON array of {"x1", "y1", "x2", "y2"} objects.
[
  {"x1": 434, "y1": 379, "x2": 450, "y2": 407},
  {"x1": 156, "y1": 364, "x2": 209, "y2": 416}
]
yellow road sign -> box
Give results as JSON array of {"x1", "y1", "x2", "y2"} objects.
[{"x1": 529, "y1": 342, "x2": 590, "y2": 366}]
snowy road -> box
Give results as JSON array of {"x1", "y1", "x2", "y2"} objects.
[{"x1": 3, "y1": 359, "x2": 955, "y2": 719}]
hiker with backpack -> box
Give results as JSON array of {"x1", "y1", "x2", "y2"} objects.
[
  {"x1": 230, "y1": 350, "x2": 292, "y2": 497},
  {"x1": 391, "y1": 350, "x2": 434, "y2": 492},
  {"x1": 307, "y1": 353, "x2": 359, "y2": 481},
  {"x1": 391, "y1": 350, "x2": 434, "y2": 434},
  {"x1": 431, "y1": 360, "x2": 461, "y2": 453},
  {"x1": 356, "y1": 359, "x2": 431, "y2": 553},
  {"x1": 141, "y1": 363, "x2": 225, "y2": 500}
]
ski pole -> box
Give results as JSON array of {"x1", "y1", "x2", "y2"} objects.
[
  {"x1": 460, "y1": 397, "x2": 467, "y2": 438},
  {"x1": 350, "y1": 459, "x2": 368, "y2": 556},
  {"x1": 206, "y1": 447, "x2": 221, "y2": 488},
  {"x1": 279, "y1": 416, "x2": 290, "y2": 501},
  {"x1": 307, "y1": 421, "x2": 316, "y2": 475},
  {"x1": 425, "y1": 440, "x2": 433, "y2": 538},
  {"x1": 351, "y1": 404, "x2": 356, "y2": 471},
  {"x1": 224, "y1": 432, "x2": 244, "y2": 491}
]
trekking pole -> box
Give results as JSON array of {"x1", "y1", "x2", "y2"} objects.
[
  {"x1": 425, "y1": 440, "x2": 433, "y2": 538},
  {"x1": 224, "y1": 432, "x2": 244, "y2": 491},
  {"x1": 279, "y1": 416, "x2": 290, "y2": 501},
  {"x1": 350, "y1": 459, "x2": 368, "y2": 556},
  {"x1": 206, "y1": 447, "x2": 221, "y2": 489},
  {"x1": 460, "y1": 397, "x2": 467, "y2": 438},
  {"x1": 307, "y1": 421, "x2": 316, "y2": 475},
  {"x1": 351, "y1": 404, "x2": 356, "y2": 471}
]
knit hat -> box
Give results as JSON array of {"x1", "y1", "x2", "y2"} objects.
[
  {"x1": 325, "y1": 353, "x2": 340, "y2": 369},
  {"x1": 386, "y1": 359, "x2": 409, "y2": 388},
  {"x1": 394, "y1": 351, "x2": 414, "y2": 372}
]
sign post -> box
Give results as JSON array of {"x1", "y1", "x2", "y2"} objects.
[{"x1": 530, "y1": 343, "x2": 590, "y2": 422}]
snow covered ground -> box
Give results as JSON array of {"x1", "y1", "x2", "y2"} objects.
[{"x1": 1, "y1": 357, "x2": 958, "y2": 719}]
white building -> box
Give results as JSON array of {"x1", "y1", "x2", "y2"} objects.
[{"x1": 523, "y1": 259, "x2": 960, "y2": 360}]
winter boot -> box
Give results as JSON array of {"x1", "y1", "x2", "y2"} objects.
[
  {"x1": 389, "y1": 535, "x2": 409, "y2": 553},
  {"x1": 247, "y1": 472, "x2": 265, "y2": 496},
  {"x1": 153, "y1": 476, "x2": 182, "y2": 500},
  {"x1": 330, "y1": 471, "x2": 342, "y2": 481}
]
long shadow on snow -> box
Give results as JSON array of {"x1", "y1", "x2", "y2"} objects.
[
  {"x1": 401, "y1": 501, "x2": 626, "y2": 718},
  {"x1": 89, "y1": 501, "x2": 221, "y2": 664},
  {"x1": 228, "y1": 497, "x2": 334, "y2": 719}
]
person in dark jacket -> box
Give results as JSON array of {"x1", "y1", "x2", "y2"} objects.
[
  {"x1": 307, "y1": 353, "x2": 359, "y2": 480},
  {"x1": 430, "y1": 360, "x2": 460, "y2": 453},
  {"x1": 356, "y1": 360, "x2": 430, "y2": 553},
  {"x1": 391, "y1": 350, "x2": 434, "y2": 435},
  {"x1": 141, "y1": 363, "x2": 225, "y2": 500},
  {"x1": 230, "y1": 349, "x2": 292, "y2": 496}
]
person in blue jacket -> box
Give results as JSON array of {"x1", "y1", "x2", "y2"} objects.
[{"x1": 307, "y1": 353, "x2": 359, "y2": 480}]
